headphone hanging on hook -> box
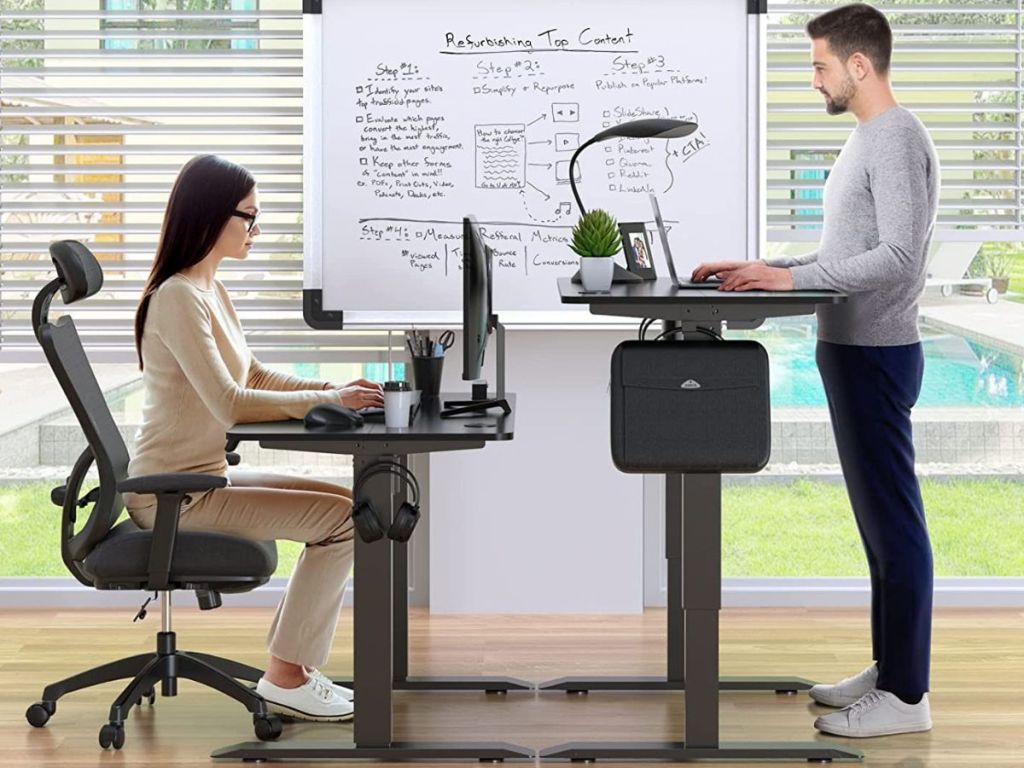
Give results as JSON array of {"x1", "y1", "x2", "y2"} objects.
[{"x1": 351, "y1": 461, "x2": 421, "y2": 544}]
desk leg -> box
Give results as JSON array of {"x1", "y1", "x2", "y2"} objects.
[
  {"x1": 666, "y1": 473, "x2": 684, "y2": 684},
  {"x1": 325, "y1": 461, "x2": 412, "y2": 690},
  {"x1": 353, "y1": 454, "x2": 394, "y2": 748},
  {"x1": 539, "y1": 471, "x2": 862, "y2": 763},
  {"x1": 392, "y1": 543, "x2": 410, "y2": 684},
  {"x1": 390, "y1": 454, "x2": 533, "y2": 694},
  {"x1": 213, "y1": 452, "x2": 533, "y2": 762},
  {"x1": 682, "y1": 474, "x2": 721, "y2": 747},
  {"x1": 539, "y1": 469, "x2": 811, "y2": 696},
  {"x1": 393, "y1": 455, "x2": 410, "y2": 685}
]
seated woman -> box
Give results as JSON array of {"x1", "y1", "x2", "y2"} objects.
[{"x1": 123, "y1": 154, "x2": 383, "y2": 722}]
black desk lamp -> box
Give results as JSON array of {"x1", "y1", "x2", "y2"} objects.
[{"x1": 569, "y1": 118, "x2": 699, "y2": 285}]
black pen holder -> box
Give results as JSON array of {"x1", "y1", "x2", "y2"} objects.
[{"x1": 411, "y1": 354, "x2": 444, "y2": 400}]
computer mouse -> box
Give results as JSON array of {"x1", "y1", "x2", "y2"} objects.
[{"x1": 304, "y1": 403, "x2": 365, "y2": 430}]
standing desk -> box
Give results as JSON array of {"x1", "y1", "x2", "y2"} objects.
[
  {"x1": 212, "y1": 395, "x2": 533, "y2": 762},
  {"x1": 540, "y1": 279, "x2": 862, "y2": 763}
]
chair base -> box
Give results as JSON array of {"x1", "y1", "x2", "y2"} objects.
[{"x1": 26, "y1": 630, "x2": 280, "y2": 750}]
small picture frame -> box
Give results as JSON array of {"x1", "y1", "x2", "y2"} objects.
[{"x1": 619, "y1": 223, "x2": 657, "y2": 280}]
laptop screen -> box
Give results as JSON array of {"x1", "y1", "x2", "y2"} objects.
[{"x1": 649, "y1": 193, "x2": 680, "y2": 284}]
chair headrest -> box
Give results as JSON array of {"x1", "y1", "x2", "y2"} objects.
[{"x1": 49, "y1": 240, "x2": 104, "y2": 304}]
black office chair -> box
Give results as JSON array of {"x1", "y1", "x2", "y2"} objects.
[{"x1": 24, "y1": 240, "x2": 283, "y2": 750}]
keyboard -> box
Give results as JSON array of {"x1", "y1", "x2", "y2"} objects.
[
  {"x1": 357, "y1": 406, "x2": 385, "y2": 422},
  {"x1": 673, "y1": 277, "x2": 723, "y2": 289}
]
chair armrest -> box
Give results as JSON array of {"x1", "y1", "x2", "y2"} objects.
[
  {"x1": 117, "y1": 473, "x2": 227, "y2": 591},
  {"x1": 118, "y1": 473, "x2": 228, "y2": 495}
]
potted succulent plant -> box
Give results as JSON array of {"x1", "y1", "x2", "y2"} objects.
[
  {"x1": 984, "y1": 252, "x2": 1012, "y2": 294},
  {"x1": 570, "y1": 208, "x2": 621, "y2": 292}
]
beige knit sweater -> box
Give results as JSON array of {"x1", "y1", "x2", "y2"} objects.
[{"x1": 124, "y1": 273, "x2": 340, "y2": 512}]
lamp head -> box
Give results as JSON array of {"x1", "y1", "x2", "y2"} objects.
[
  {"x1": 568, "y1": 118, "x2": 699, "y2": 216},
  {"x1": 590, "y1": 118, "x2": 698, "y2": 144}
]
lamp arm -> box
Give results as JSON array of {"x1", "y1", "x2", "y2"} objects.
[{"x1": 567, "y1": 135, "x2": 603, "y2": 217}]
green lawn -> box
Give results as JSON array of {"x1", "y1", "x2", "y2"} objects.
[
  {"x1": 2, "y1": 480, "x2": 1022, "y2": 578},
  {"x1": 0, "y1": 484, "x2": 303, "y2": 577},
  {"x1": 1009, "y1": 246, "x2": 1024, "y2": 287},
  {"x1": 1007, "y1": 247, "x2": 1024, "y2": 304},
  {"x1": 722, "y1": 479, "x2": 1024, "y2": 576}
]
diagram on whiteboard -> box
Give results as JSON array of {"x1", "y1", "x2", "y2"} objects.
[
  {"x1": 475, "y1": 124, "x2": 526, "y2": 189},
  {"x1": 324, "y1": 0, "x2": 751, "y2": 314}
]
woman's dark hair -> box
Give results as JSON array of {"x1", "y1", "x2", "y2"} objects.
[
  {"x1": 134, "y1": 154, "x2": 255, "y2": 369},
  {"x1": 807, "y1": 3, "x2": 893, "y2": 76}
]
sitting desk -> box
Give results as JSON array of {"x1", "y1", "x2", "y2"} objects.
[{"x1": 213, "y1": 394, "x2": 532, "y2": 761}]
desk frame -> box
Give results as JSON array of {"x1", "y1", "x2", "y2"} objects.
[
  {"x1": 213, "y1": 430, "x2": 532, "y2": 762},
  {"x1": 540, "y1": 283, "x2": 862, "y2": 763},
  {"x1": 540, "y1": 463, "x2": 812, "y2": 696}
]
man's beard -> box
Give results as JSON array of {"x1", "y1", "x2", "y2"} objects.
[{"x1": 820, "y1": 73, "x2": 856, "y2": 115}]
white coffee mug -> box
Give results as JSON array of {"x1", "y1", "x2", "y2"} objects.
[{"x1": 384, "y1": 382, "x2": 415, "y2": 429}]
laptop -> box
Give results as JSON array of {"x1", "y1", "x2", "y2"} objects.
[{"x1": 649, "y1": 193, "x2": 721, "y2": 289}]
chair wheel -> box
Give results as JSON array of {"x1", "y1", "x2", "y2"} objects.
[
  {"x1": 26, "y1": 701, "x2": 55, "y2": 727},
  {"x1": 138, "y1": 688, "x2": 156, "y2": 706},
  {"x1": 254, "y1": 714, "x2": 283, "y2": 741},
  {"x1": 99, "y1": 722, "x2": 125, "y2": 750}
]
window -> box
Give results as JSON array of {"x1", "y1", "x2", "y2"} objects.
[
  {"x1": 101, "y1": 0, "x2": 259, "y2": 51},
  {"x1": 0, "y1": 1, "x2": 400, "y2": 579},
  {"x1": 0, "y1": 0, "x2": 398, "y2": 364},
  {"x1": 729, "y1": 0, "x2": 1024, "y2": 583},
  {"x1": 767, "y1": 0, "x2": 1024, "y2": 239}
]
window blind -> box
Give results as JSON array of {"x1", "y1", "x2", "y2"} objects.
[
  {"x1": 766, "y1": 1, "x2": 1023, "y2": 242},
  {"x1": 0, "y1": 0, "x2": 397, "y2": 363}
]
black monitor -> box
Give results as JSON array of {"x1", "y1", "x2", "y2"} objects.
[
  {"x1": 440, "y1": 217, "x2": 510, "y2": 418},
  {"x1": 462, "y1": 215, "x2": 493, "y2": 381}
]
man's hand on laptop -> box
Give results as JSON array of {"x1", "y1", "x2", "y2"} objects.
[
  {"x1": 691, "y1": 260, "x2": 749, "y2": 282},
  {"x1": 718, "y1": 262, "x2": 794, "y2": 292}
]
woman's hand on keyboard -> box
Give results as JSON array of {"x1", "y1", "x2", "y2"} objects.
[{"x1": 327, "y1": 380, "x2": 384, "y2": 409}]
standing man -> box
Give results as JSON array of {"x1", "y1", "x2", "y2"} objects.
[{"x1": 693, "y1": 3, "x2": 937, "y2": 738}]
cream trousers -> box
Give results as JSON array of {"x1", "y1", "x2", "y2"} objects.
[{"x1": 127, "y1": 470, "x2": 354, "y2": 669}]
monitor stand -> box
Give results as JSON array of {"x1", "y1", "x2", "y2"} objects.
[{"x1": 441, "y1": 318, "x2": 511, "y2": 418}]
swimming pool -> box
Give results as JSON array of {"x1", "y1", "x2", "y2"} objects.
[{"x1": 756, "y1": 324, "x2": 1024, "y2": 409}]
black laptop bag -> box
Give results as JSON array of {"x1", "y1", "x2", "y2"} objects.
[{"x1": 610, "y1": 340, "x2": 771, "y2": 474}]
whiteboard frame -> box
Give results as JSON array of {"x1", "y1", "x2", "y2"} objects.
[{"x1": 302, "y1": 1, "x2": 766, "y2": 330}]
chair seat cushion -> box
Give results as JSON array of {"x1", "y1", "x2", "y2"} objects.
[{"x1": 83, "y1": 520, "x2": 277, "y2": 591}]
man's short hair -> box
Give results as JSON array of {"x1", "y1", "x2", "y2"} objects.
[{"x1": 806, "y1": 3, "x2": 893, "y2": 76}]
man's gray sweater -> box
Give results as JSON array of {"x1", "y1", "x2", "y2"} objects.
[{"x1": 769, "y1": 106, "x2": 939, "y2": 347}]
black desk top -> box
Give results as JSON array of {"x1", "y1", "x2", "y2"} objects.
[
  {"x1": 557, "y1": 278, "x2": 844, "y2": 324},
  {"x1": 228, "y1": 393, "x2": 515, "y2": 443},
  {"x1": 558, "y1": 278, "x2": 845, "y2": 305}
]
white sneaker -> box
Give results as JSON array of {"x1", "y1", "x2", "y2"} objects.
[
  {"x1": 809, "y1": 663, "x2": 878, "y2": 708},
  {"x1": 307, "y1": 668, "x2": 354, "y2": 702},
  {"x1": 814, "y1": 689, "x2": 932, "y2": 738},
  {"x1": 256, "y1": 676, "x2": 354, "y2": 722}
]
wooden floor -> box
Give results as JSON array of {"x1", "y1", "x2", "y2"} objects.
[{"x1": 2, "y1": 607, "x2": 1022, "y2": 767}]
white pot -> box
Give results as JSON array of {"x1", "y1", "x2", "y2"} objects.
[{"x1": 580, "y1": 256, "x2": 614, "y2": 291}]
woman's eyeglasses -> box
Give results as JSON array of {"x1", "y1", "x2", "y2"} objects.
[{"x1": 232, "y1": 210, "x2": 260, "y2": 233}]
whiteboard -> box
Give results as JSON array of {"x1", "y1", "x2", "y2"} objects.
[{"x1": 305, "y1": 0, "x2": 762, "y2": 327}]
